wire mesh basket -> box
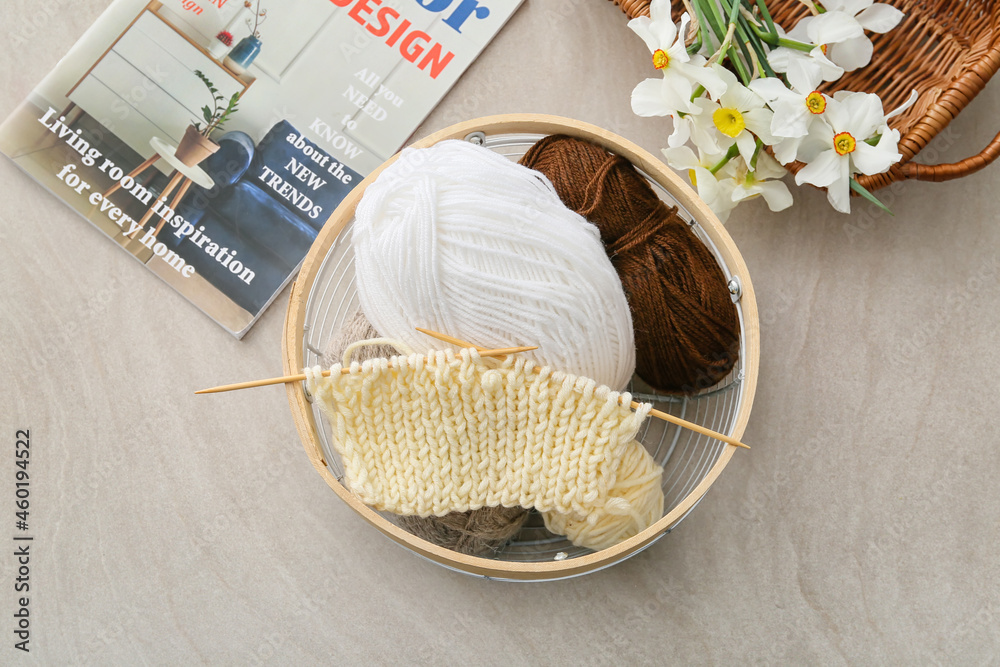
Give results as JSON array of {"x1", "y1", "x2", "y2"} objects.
[{"x1": 282, "y1": 114, "x2": 759, "y2": 581}]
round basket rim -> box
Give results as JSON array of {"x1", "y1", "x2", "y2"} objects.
[{"x1": 282, "y1": 113, "x2": 760, "y2": 581}]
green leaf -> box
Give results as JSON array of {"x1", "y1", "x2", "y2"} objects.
[{"x1": 850, "y1": 178, "x2": 894, "y2": 215}]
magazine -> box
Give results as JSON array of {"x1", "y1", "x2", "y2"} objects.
[{"x1": 0, "y1": 0, "x2": 522, "y2": 337}]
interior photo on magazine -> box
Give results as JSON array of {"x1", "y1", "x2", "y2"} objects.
[{"x1": 0, "y1": 0, "x2": 521, "y2": 337}]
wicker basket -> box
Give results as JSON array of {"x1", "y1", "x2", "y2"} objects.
[
  {"x1": 613, "y1": 0, "x2": 1000, "y2": 191},
  {"x1": 283, "y1": 114, "x2": 759, "y2": 581}
]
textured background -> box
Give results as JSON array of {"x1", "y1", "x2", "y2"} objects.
[{"x1": 2, "y1": 0, "x2": 999, "y2": 664}]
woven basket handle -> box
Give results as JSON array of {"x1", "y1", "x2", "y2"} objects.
[
  {"x1": 611, "y1": 0, "x2": 650, "y2": 17},
  {"x1": 900, "y1": 130, "x2": 1000, "y2": 182}
]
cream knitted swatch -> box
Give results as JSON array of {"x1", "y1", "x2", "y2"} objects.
[
  {"x1": 323, "y1": 310, "x2": 531, "y2": 555},
  {"x1": 305, "y1": 348, "x2": 664, "y2": 551},
  {"x1": 352, "y1": 139, "x2": 637, "y2": 391}
]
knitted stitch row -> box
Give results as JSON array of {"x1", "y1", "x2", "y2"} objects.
[{"x1": 306, "y1": 348, "x2": 664, "y2": 549}]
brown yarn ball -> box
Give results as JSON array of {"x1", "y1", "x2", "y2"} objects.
[
  {"x1": 398, "y1": 506, "x2": 530, "y2": 556},
  {"x1": 519, "y1": 135, "x2": 740, "y2": 393},
  {"x1": 323, "y1": 310, "x2": 531, "y2": 556}
]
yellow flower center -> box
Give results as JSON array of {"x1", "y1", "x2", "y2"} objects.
[
  {"x1": 834, "y1": 131, "x2": 857, "y2": 155},
  {"x1": 805, "y1": 91, "x2": 826, "y2": 114},
  {"x1": 652, "y1": 49, "x2": 669, "y2": 70},
  {"x1": 820, "y1": 44, "x2": 829, "y2": 55},
  {"x1": 713, "y1": 107, "x2": 746, "y2": 138},
  {"x1": 688, "y1": 169, "x2": 698, "y2": 187}
]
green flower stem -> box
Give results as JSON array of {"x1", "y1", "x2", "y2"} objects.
[
  {"x1": 687, "y1": 30, "x2": 703, "y2": 55},
  {"x1": 691, "y1": 0, "x2": 719, "y2": 51},
  {"x1": 736, "y1": 0, "x2": 775, "y2": 76},
  {"x1": 778, "y1": 36, "x2": 816, "y2": 51},
  {"x1": 716, "y1": 0, "x2": 752, "y2": 83},
  {"x1": 710, "y1": 21, "x2": 737, "y2": 62},
  {"x1": 726, "y1": 0, "x2": 742, "y2": 26},
  {"x1": 738, "y1": 20, "x2": 776, "y2": 77},
  {"x1": 732, "y1": 28, "x2": 757, "y2": 81},
  {"x1": 692, "y1": 0, "x2": 725, "y2": 45},
  {"x1": 753, "y1": 0, "x2": 777, "y2": 35},
  {"x1": 750, "y1": 137, "x2": 764, "y2": 170},
  {"x1": 708, "y1": 21, "x2": 750, "y2": 84},
  {"x1": 730, "y1": 43, "x2": 752, "y2": 84},
  {"x1": 709, "y1": 143, "x2": 741, "y2": 174},
  {"x1": 705, "y1": 0, "x2": 728, "y2": 33},
  {"x1": 751, "y1": 23, "x2": 815, "y2": 52},
  {"x1": 700, "y1": 0, "x2": 730, "y2": 43}
]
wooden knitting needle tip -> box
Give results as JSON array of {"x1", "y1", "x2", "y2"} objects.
[
  {"x1": 416, "y1": 327, "x2": 483, "y2": 349},
  {"x1": 647, "y1": 408, "x2": 750, "y2": 450},
  {"x1": 416, "y1": 328, "x2": 750, "y2": 450},
  {"x1": 416, "y1": 327, "x2": 539, "y2": 361},
  {"x1": 194, "y1": 345, "x2": 537, "y2": 395}
]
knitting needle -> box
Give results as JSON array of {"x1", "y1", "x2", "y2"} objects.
[
  {"x1": 415, "y1": 328, "x2": 527, "y2": 363},
  {"x1": 415, "y1": 327, "x2": 751, "y2": 451},
  {"x1": 194, "y1": 345, "x2": 538, "y2": 395}
]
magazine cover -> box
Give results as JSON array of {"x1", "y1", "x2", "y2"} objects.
[{"x1": 0, "y1": 0, "x2": 522, "y2": 337}]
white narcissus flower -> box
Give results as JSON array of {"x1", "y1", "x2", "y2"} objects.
[
  {"x1": 631, "y1": 75, "x2": 699, "y2": 119},
  {"x1": 789, "y1": 0, "x2": 905, "y2": 72},
  {"x1": 768, "y1": 44, "x2": 844, "y2": 83},
  {"x1": 628, "y1": 0, "x2": 727, "y2": 119},
  {"x1": 687, "y1": 65, "x2": 776, "y2": 164},
  {"x1": 665, "y1": 103, "x2": 730, "y2": 153},
  {"x1": 794, "y1": 91, "x2": 902, "y2": 213},
  {"x1": 730, "y1": 151, "x2": 793, "y2": 213},
  {"x1": 663, "y1": 145, "x2": 740, "y2": 222},
  {"x1": 665, "y1": 145, "x2": 792, "y2": 221},
  {"x1": 767, "y1": 24, "x2": 844, "y2": 82},
  {"x1": 749, "y1": 59, "x2": 829, "y2": 164}
]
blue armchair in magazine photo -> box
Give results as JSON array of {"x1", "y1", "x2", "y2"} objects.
[{"x1": 160, "y1": 120, "x2": 361, "y2": 315}]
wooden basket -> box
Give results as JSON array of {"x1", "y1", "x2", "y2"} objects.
[
  {"x1": 612, "y1": 0, "x2": 1000, "y2": 191},
  {"x1": 282, "y1": 114, "x2": 759, "y2": 581}
]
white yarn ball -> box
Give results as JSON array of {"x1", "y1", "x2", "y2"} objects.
[{"x1": 352, "y1": 139, "x2": 636, "y2": 390}]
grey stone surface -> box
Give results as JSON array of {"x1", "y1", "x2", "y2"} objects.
[{"x1": 2, "y1": 0, "x2": 999, "y2": 664}]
